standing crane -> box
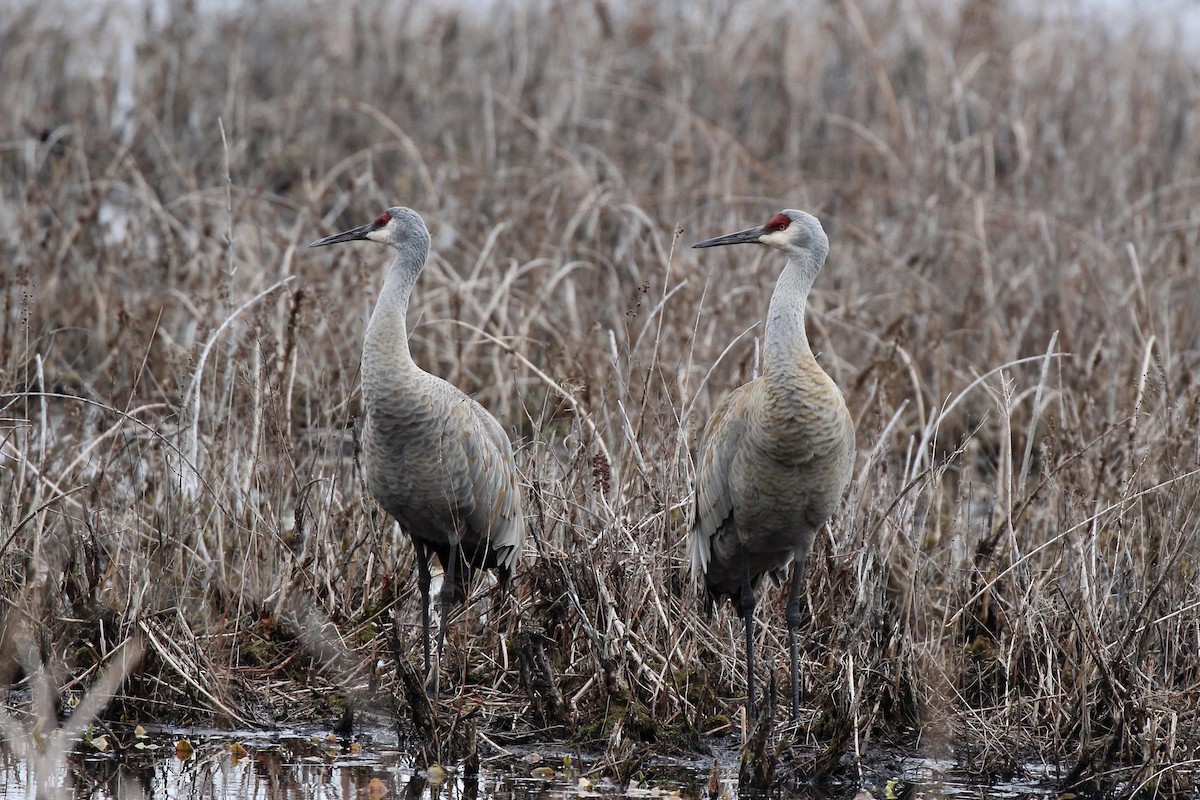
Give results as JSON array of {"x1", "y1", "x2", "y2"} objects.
[
  {"x1": 310, "y1": 206, "x2": 525, "y2": 680},
  {"x1": 688, "y1": 209, "x2": 855, "y2": 721}
]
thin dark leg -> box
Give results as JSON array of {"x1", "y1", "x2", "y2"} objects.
[
  {"x1": 738, "y1": 548, "x2": 758, "y2": 723},
  {"x1": 437, "y1": 543, "x2": 459, "y2": 660},
  {"x1": 785, "y1": 563, "x2": 805, "y2": 721},
  {"x1": 412, "y1": 540, "x2": 433, "y2": 677}
]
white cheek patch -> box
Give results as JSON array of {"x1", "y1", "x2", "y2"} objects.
[
  {"x1": 760, "y1": 229, "x2": 790, "y2": 247},
  {"x1": 367, "y1": 229, "x2": 388, "y2": 243}
]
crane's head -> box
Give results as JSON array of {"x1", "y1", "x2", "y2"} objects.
[
  {"x1": 309, "y1": 206, "x2": 430, "y2": 251},
  {"x1": 692, "y1": 209, "x2": 827, "y2": 259}
]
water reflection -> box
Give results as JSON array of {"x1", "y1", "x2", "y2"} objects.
[
  {"x1": 3, "y1": 729, "x2": 413, "y2": 800},
  {"x1": 0, "y1": 729, "x2": 638, "y2": 800},
  {"x1": 0, "y1": 728, "x2": 1059, "y2": 800}
]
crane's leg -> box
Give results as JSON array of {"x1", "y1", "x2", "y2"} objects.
[
  {"x1": 738, "y1": 548, "x2": 758, "y2": 723},
  {"x1": 437, "y1": 544, "x2": 459, "y2": 660},
  {"x1": 413, "y1": 540, "x2": 433, "y2": 677},
  {"x1": 785, "y1": 563, "x2": 805, "y2": 722}
]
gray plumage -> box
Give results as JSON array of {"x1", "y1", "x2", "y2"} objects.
[
  {"x1": 687, "y1": 209, "x2": 855, "y2": 721},
  {"x1": 310, "y1": 207, "x2": 524, "y2": 674}
]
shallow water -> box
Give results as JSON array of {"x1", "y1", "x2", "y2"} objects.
[{"x1": 0, "y1": 726, "x2": 1060, "y2": 800}]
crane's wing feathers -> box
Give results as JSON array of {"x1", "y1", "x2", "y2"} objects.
[
  {"x1": 688, "y1": 383, "x2": 753, "y2": 580},
  {"x1": 453, "y1": 398, "x2": 525, "y2": 573}
]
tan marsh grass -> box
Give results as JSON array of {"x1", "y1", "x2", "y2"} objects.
[{"x1": 1, "y1": 0, "x2": 1198, "y2": 795}]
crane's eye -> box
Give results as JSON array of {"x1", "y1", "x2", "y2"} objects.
[
  {"x1": 764, "y1": 213, "x2": 790, "y2": 233},
  {"x1": 373, "y1": 212, "x2": 392, "y2": 228}
]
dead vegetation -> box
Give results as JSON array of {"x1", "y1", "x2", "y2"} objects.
[{"x1": 1, "y1": 0, "x2": 1199, "y2": 795}]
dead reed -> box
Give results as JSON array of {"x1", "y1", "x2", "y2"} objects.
[{"x1": 1, "y1": 0, "x2": 1198, "y2": 794}]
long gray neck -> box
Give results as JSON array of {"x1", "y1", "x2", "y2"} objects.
[
  {"x1": 363, "y1": 240, "x2": 427, "y2": 369},
  {"x1": 762, "y1": 248, "x2": 823, "y2": 375}
]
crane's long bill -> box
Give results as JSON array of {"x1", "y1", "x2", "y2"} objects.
[
  {"x1": 691, "y1": 226, "x2": 763, "y2": 249},
  {"x1": 309, "y1": 222, "x2": 374, "y2": 248}
]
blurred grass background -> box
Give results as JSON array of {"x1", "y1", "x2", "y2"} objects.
[{"x1": 1, "y1": 0, "x2": 1198, "y2": 792}]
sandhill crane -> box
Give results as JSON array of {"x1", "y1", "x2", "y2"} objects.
[
  {"x1": 309, "y1": 207, "x2": 525, "y2": 679},
  {"x1": 688, "y1": 209, "x2": 855, "y2": 722}
]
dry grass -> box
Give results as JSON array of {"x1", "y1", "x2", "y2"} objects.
[{"x1": 2, "y1": 0, "x2": 1199, "y2": 794}]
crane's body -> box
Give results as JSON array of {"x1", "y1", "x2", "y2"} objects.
[
  {"x1": 359, "y1": 353, "x2": 523, "y2": 598},
  {"x1": 310, "y1": 207, "x2": 524, "y2": 677},
  {"x1": 688, "y1": 209, "x2": 854, "y2": 721},
  {"x1": 690, "y1": 367, "x2": 853, "y2": 599}
]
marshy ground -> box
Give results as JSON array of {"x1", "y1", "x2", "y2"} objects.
[{"x1": 1, "y1": 0, "x2": 1198, "y2": 797}]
